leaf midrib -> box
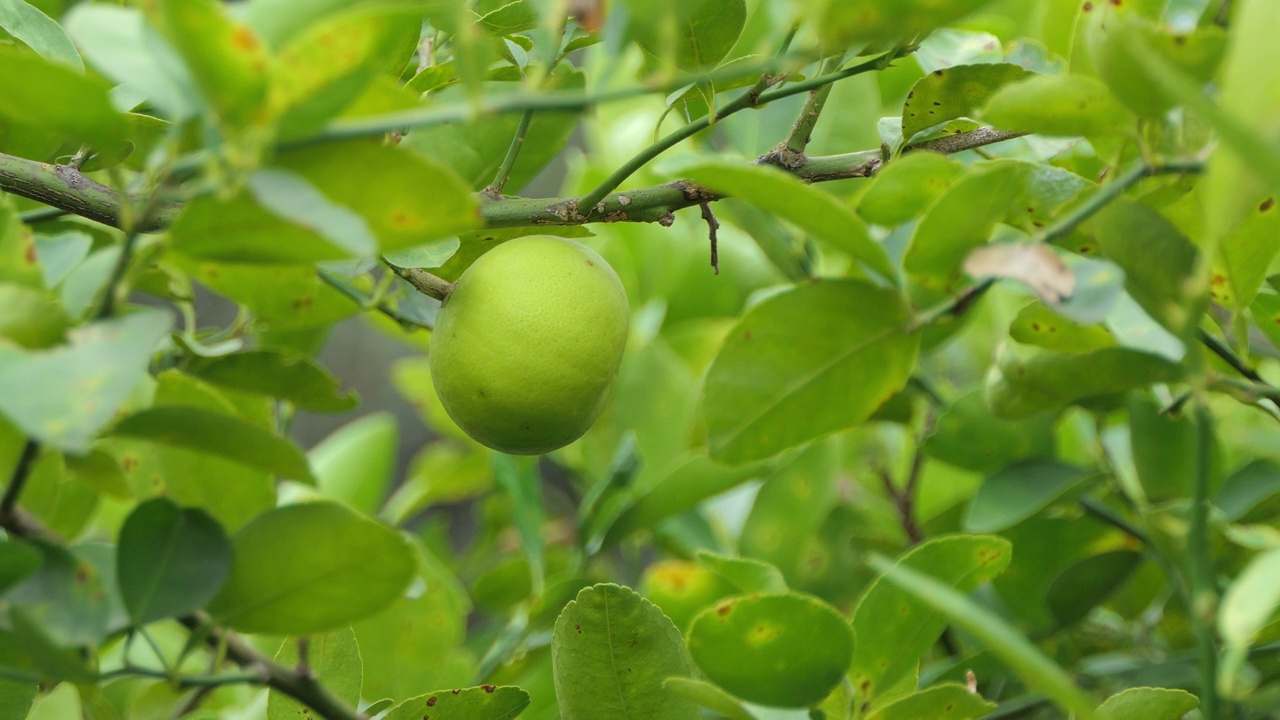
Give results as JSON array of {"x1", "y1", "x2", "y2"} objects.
[{"x1": 712, "y1": 321, "x2": 903, "y2": 454}]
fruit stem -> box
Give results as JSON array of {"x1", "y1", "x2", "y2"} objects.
[{"x1": 382, "y1": 258, "x2": 455, "y2": 302}]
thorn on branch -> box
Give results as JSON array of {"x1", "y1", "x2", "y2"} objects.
[
  {"x1": 296, "y1": 637, "x2": 313, "y2": 680},
  {"x1": 699, "y1": 202, "x2": 720, "y2": 275}
]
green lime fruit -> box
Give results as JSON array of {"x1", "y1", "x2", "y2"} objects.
[
  {"x1": 428, "y1": 237, "x2": 629, "y2": 455},
  {"x1": 641, "y1": 559, "x2": 737, "y2": 634}
]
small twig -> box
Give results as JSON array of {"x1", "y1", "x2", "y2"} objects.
[
  {"x1": 179, "y1": 614, "x2": 365, "y2": 720},
  {"x1": 1199, "y1": 328, "x2": 1266, "y2": 383},
  {"x1": 96, "y1": 169, "x2": 176, "y2": 320},
  {"x1": 698, "y1": 201, "x2": 720, "y2": 275},
  {"x1": 316, "y1": 269, "x2": 434, "y2": 331},
  {"x1": 1189, "y1": 403, "x2": 1220, "y2": 720},
  {"x1": 908, "y1": 128, "x2": 1025, "y2": 155},
  {"x1": 296, "y1": 636, "x2": 313, "y2": 679},
  {"x1": 485, "y1": 109, "x2": 535, "y2": 198},
  {"x1": 766, "y1": 53, "x2": 847, "y2": 168},
  {"x1": 575, "y1": 39, "x2": 908, "y2": 212},
  {"x1": 381, "y1": 258, "x2": 455, "y2": 302},
  {"x1": 0, "y1": 439, "x2": 39, "y2": 521},
  {"x1": 909, "y1": 157, "x2": 1205, "y2": 330}
]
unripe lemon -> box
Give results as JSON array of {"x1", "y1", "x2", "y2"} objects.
[{"x1": 428, "y1": 237, "x2": 629, "y2": 455}]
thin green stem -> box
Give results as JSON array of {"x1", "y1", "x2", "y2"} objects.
[
  {"x1": 139, "y1": 626, "x2": 171, "y2": 674},
  {"x1": 95, "y1": 171, "x2": 174, "y2": 320},
  {"x1": 304, "y1": 52, "x2": 813, "y2": 147},
  {"x1": 103, "y1": 666, "x2": 268, "y2": 688},
  {"x1": 1199, "y1": 328, "x2": 1266, "y2": 383},
  {"x1": 487, "y1": 109, "x2": 536, "y2": 196},
  {"x1": 1190, "y1": 403, "x2": 1220, "y2": 719},
  {"x1": 0, "y1": 439, "x2": 39, "y2": 520},
  {"x1": 575, "y1": 33, "x2": 806, "y2": 212},
  {"x1": 179, "y1": 614, "x2": 363, "y2": 720},
  {"x1": 909, "y1": 157, "x2": 1203, "y2": 329},
  {"x1": 578, "y1": 47, "x2": 905, "y2": 212},
  {"x1": 317, "y1": 268, "x2": 435, "y2": 331},
  {"x1": 768, "y1": 53, "x2": 847, "y2": 167}
]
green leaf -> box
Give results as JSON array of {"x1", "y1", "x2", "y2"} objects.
[
  {"x1": 382, "y1": 685, "x2": 531, "y2": 720},
  {"x1": 268, "y1": 627, "x2": 363, "y2": 720},
  {"x1": 694, "y1": 551, "x2": 788, "y2": 594},
  {"x1": 924, "y1": 389, "x2": 1055, "y2": 473},
  {"x1": 904, "y1": 160, "x2": 1090, "y2": 284},
  {"x1": 0, "y1": 285, "x2": 69, "y2": 349},
  {"x1": 687, "y1": 592, "x2": 852, "y2": 709},
  {"x1": 739, "y1": 441, "x2": 839, "y2": 582},
  {"x1": 858, "y1": 152, "x2": 965, "y2": 226},
  {"x1": 1200, "y1": 0, "x2": 1280, "y2": 245},
  {"x1": 1216, "y1": 460, "x2": 1280, "y2": 521},
  {"x1": 276, "y1": 142, "x2": 480, "y2": 251},
  {"x1": 0, "y1": 540, "x2": 41, "y2": 595},
  {"x1": 1217, "y1": 194, "x2": 1280, "y2": 310},
  {"x1": 33, "y1": 231, "x2": 92, "y2": 290},
  {"x1": 850, "y1": 535, "x2": 1011, "y2": 703},
  {"x1": 983, "y1": 344, "x2": 1182, "y2": 419},
  {"x1": 1010, "y1": 300, "x2": 1116, "y2": 353},
  {"x1": 493, "y1": 454, "x2": 546, "y2": 596},
  {"x1": 902, "y1": 64, "x2": 1033, "y2": 141},
  {"x1": 675, "y1": 161, "x2": 894, "y2": 280},
  {"x1": 1045, "y1": 550, "x2": 1142, "y2": 627},
  {"x1": 1045, "y1": 256, "x2": 1126, "y2": 326},
  {"x1": 1220, "y1": 546, "x2": 1280, "y2": 648},
  {"x1": 963, "y1": 460, "x2": 1090, "y2": 533},
  {"x1": 0, "y1": 45, "x2": 126, "y2": 155},
  {"x1": 1096, "y1": 688, "x2": 1198, "y2": 720},
  {"x1": 116, "y1": 498, "x2": 231, "y2": 625},
  {"x1": 206, "y1": 501, "x2": 416, "y2": 634},
  {"x1": 662, "y1": 677, "x2": 755, "y2": 720},
  {"x1": 19, "y1": 450, "x2": 97, "y2": 539},
  {"x1": 982, "y1": 73, "x2": 1134, "y2": 137},
  {"x1": 0, "y1": 309, "x2": 171, "y2": 453},
  {"x1": 5, "y1": 540, "x2": 110, "y2": 647},
  {"x1": 552, "y1": 583, "x2": 698, "y2": 720},
  {"x1": 603, "y1": 455, "x2": 768, "y2": 544},
  {"x1": 866, "y1": 553, "x2": 1097, "y2": 720},
  {"x1": 170, "y1": 179, "x2": 374, "y2": 265},
  {"x1": 309, "y1": 412, "x2": 398, "y2": 514},
  {"x1": 381, "y1": 442, "x2": 493, "y2": 525},
  {"x1": 0, "y1": 676, "x2": 35, "y2": 720},
  {"x1": 0, "y1": 0, "x2": 82, "y2": 71},
  {"x1": 866, "y1": 683, "x2": 997, "y2": 720},
  {"x1": 175, "y1": 260, "x2": 360, "y2": 329},
  {"x1": 150, "y1": 0, "x2": 269, "y2": 127},
  {"x1": 1128, "y1": 394, "x2": 1195, "y2": 503},
  {"x1": 189, "y1": 350, "x2": 358, "y2": 413},
  {"x1": 271, "y1": 6, "x2": 422, "y2": 139},
  {"x1": 622, "y1": 0, "x2": 746, "y2": 72},
  {"x1": 701, "y1": 280, "x2": 919, "y2": 464},
  {"x1": 817, "y1": 0, "x2": 1001, "y2": 45},
  {"x1": 111, "y1": 406, "x2": 316, "y2": 484},
  {"x1": 1086, "y1": 200, "x2": 1198, "y2": 335},
  {"x1": 1091, "y1": 15, "x2": 1226, "y2": 119},
  {"x1": 63, "y1": 4, "x2": 200, "y2": 121},
  {"x1": 353, "y1": 540, "x2": 473, "y2": 702}
]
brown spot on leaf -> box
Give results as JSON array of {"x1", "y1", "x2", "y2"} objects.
[
  {"x1": 483, "y1": 685, "x2": 495, "y2": 693},
  {"x1": 426, "y1": 697, "x2": 437, "y2": 707},
  {"x1": 1262, "y1": 197, "x2": 1275, "y2": 212}
]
